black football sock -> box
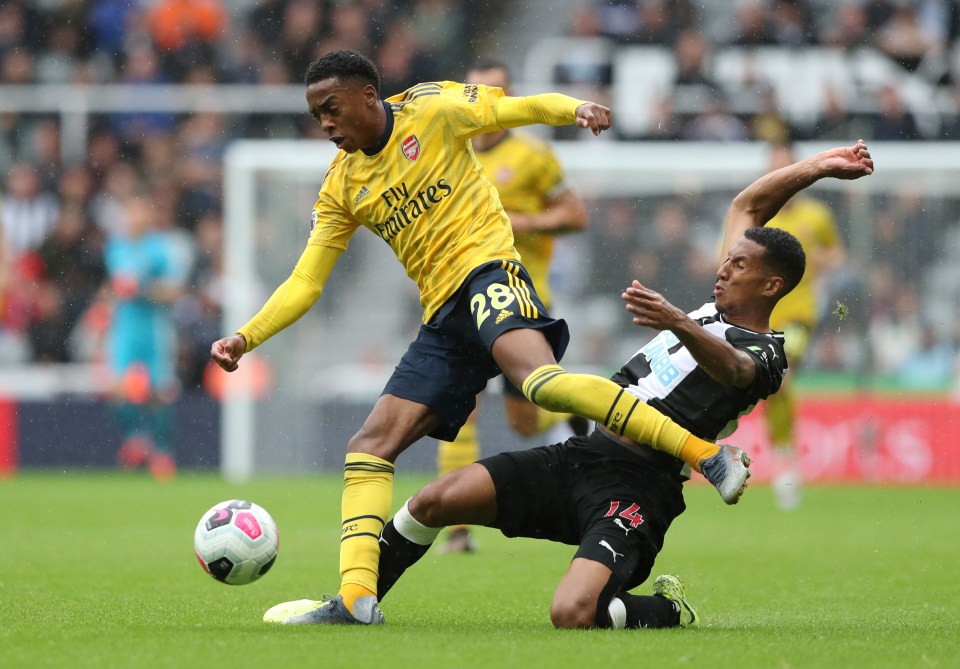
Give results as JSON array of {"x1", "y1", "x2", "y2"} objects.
[
  {"x1": 376, "y1": 499, "x2": 440, "y2": 600},
  {"x1": 608, "y1": 592, "x2": 680, "y2": 629}
]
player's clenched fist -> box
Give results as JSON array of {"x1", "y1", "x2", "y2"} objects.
[
  {"x1": 575, "y1": 103, "x2": 612, "y2": 135},
  {"x1": 211, "y1": 333, "x2": 247, "y2": 372}
]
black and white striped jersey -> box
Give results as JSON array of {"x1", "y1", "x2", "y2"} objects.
[{"x1": 610, "y1": 301, "x2": 788, "y2": 442}]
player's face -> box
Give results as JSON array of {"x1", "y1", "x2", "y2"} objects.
[
  {"x1": 306, "y1": 77, "x2": 380, "y2": 153},
  {"x1": 714, "y1": 237, "x2": 780, "y2": 316}
]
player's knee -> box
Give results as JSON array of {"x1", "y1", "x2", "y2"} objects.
[
  {"x1": 346, "y1": 426, "x2": 398, "y2": 461},
  {"x1": 407, "y1": 479, "x2": 450, "y2": 527},
  {"x1": 550, "y1": 593, "x2": 597, "y2": 629}
]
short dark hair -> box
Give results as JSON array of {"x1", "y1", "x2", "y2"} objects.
[
  {"x1": 744, "y1": 227, "x2": 806, "y2": 296},
  {"x1": 304, "y1": 50, "x2": 380, "y2": 93}
]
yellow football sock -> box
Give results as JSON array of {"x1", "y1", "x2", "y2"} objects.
[
  {"x1": 340, "y1": 452, "x2": 394, "y2": 609},
  {"x1": 521, "y1": 365, "x2": 719, "y2": 471},
  {"x1": 438, "y1": 418, "x2": 479, "y2": 477}
]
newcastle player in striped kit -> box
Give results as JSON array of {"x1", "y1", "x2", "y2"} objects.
[{"x1": 373, "y1": 141, "x2": 874, "y2": 630}]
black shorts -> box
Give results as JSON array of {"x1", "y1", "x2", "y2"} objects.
[
  {"x1": 383, "y1": 260, "x2": 569, "y2": 441},
  {"x1": 479, "y1": 430, "x2": 686, "y2": 591}
]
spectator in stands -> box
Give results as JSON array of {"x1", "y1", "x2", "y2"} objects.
[
  {"x1": 629, "y1": 199, "x2": 714, "y2": 309},
  {"x1": 645, "y1": 94, "x2": 684, "y2": 140},
  {"x1": 749, "y1": 85, "x2": 792, "y2": 142},
  {"x1": 873, "y1": 0, "x2": 945, "y2": 72},
  {"x1": 36, "y1": 11, "x2": 90, "y2": 84},
  {"x1": 146, "y1": 0, "x2": 227, "y2": 81},
  {"x1": 1, "y1": 163, "x2": 59, "y2": 260},
  {"x1": 404, "y1": 0, "x2": 469, "y2": 80},
  {"x1": 87, "y1": 0, "x2": 141, "y2": 59},
  {"x1": 627, "y1": 0, "x2": 685, "y2": 46},
  {"x1": 673, "y1": 29, "x2": 717, "y2": 88},
  {"x1": 276, "y1": 0, "x2": 325, "y2": 81},
  {"x1": 887, "y1": 189, "x2": 938, "y2": 267},
  {"x1": 681, "y1": 92, "x2": 749, "y2": 140},
  {"x1": 770, "y1": 0, "x2": 817, "y2": 46},
  {"x1": 90, "y1": 161, "x2": 140, "y2": 238},
  {"x1": 2, "y1": 46, "x2": 34, "y2": 84},
  {"x1": 174, "y1": 113, "x2": 229, "y2": 229},
  {"x1": 31, "y1": 207, "x2": 106, "y2": 361},
  {"x1": 85, "y1": 128, "x2": 122, "y2": 188},
  {"x1": 819, "y1": 1, "x2": 873, "y2": 52},
  {"x1": 895, "y1": 324, "x2": 955, "y2": 389},
  {"x1": 555, "y1": 5, "x2": 613, "y2": 88},
  {"x1": 870, "y1": 84, "x2": 921, "y2": 140},
  {"x1": 247, "y1": 0, "x2": 293, "y2": 48},
  {"x1": 319, "y1": 2, "x2": 373, "y2": 56},
  {"x1": 0, "y1": 0, "x2": 44, "y2": 56},
  {"x1": 809, "y1": 86, "x2": 870, "y2": 140},
  {"x1": 868, "y1": 282, "x2": 925, "y2": 377},
  {"x1": 57, "y1": 164, "x2": 94, "y2": 216},
  {"x1": 588, "y1": 197, "x2": 642, "y2": 300},
  {"x1": 594, "y1": 0, "x2": 643, "y2": 43},
  {"x1": 109, "y1": 45, "x2": 176, "y2": 149},
  {"x1": 375, "y1": 20, "x2": 431, "y2": 97},
  {"x1": 730, "y1": 0, "x2": 778, "y2": 46}
]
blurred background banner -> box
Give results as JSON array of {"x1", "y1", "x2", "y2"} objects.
[{"x1": 2, "y1": 0, "x2": 959, "y2": 480}]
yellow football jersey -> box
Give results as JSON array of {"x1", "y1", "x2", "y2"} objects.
[
  {"x1": 767, "y1": 196, "x2": 842, "y2": 329},
  {"x1": 309, "y1": 81, "x2": 571, "y2": 322},
  {"x1": 474, "y1": 131, "x2": 567, "y2": 308}
]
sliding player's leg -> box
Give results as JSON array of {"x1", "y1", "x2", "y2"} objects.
[
  {"x1": 551, "y1": 559, "x2": 686, "y2": 629},
  {"x1": 550, "y1": 430, "x2": 692, "y2": 629},
  {"x1": 379, "y1": 462, "x2": 498, "y2": 599}
]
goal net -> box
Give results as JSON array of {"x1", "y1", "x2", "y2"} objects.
[{"x1": 221, "y1": 140, "x2": 960, "y2": 481}]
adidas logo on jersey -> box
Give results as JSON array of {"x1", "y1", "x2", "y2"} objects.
[
  {"x1": 495, "y1": 309, "x2": 512, "y2": 324},
  {"x1": 354, "y1": 186, "x2": 370, "y2": 203}
]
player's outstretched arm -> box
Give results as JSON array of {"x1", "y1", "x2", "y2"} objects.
[
  {"x1": 721, "y1": 140, "x2": 873, "y2": 261},
  {"x1": 496, "y1": 94, "x2": 611, "y2": 135},
  {"x1": 622, "y1": 280, "x2": 757, "y2": 388},
  {"x1": 210, "y1": 244, "x2": 343, "y2": 372}
]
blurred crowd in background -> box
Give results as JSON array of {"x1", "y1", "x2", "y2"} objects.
[{"x1": 1, "y1": 0, "x2": 959, "y2": 397}]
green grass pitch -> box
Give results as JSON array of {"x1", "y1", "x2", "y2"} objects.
[{"x1": 2, "y1": 472, "x2": 958, "y2": 669}]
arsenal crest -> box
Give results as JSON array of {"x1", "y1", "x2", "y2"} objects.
[{"x1": 401, "y1": 135, "x2": 420, "y2": 161}]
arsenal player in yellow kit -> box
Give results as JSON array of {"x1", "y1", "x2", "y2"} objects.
[{"x1": 210, "y1": 50, "x2": 751, "y2": 626}]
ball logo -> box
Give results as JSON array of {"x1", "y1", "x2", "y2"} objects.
[
  {"x1": 205, "y1": 508, "x2": 232, "y2": 530},
  {"x1": 234, "y1": 511, "x2": 263, "y2": 540},
  {"x1": 401, "y1": 135, "x2": 420, "y2": 161}
]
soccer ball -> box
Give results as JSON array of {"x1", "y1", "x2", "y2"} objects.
[{"x1": 194, "y1": 500, "x2": 279, "y2": 585}]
